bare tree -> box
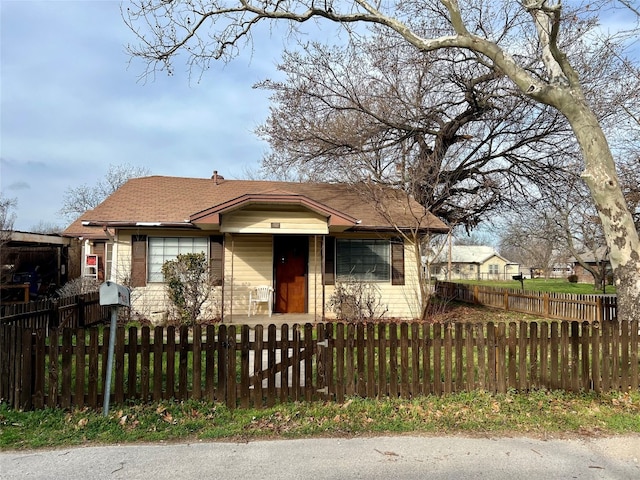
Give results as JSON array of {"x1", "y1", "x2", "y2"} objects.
[
  {"x1": 29, "y1": 221, "x2": 64, "y2": 235},
  {"x1": 255, "y1": 32, "x2": 581, "y2": 229},
  {"x1": 0, "y1": 195, "x2": 17, "y2": 283},
  {"x1": 124, "y1": 0, "x2": 640, "y2": 321},
  {"x1": 548, "y1": 184, "x2": 610, "y2": 290},
  {"x1": 59, "y1": 163, "x2": 150, "y2": 222},
  {"x1": 1, "y1": 194, "x2": 17, "y2": 246},
  {"x1": 618, "y1": 161, "x2": 640, "y2": 231},
  {"x1": 499, "y1": 212, "x2": 565, "y2": 279},
  {"x1": 501, "y1": 174, "x2": 613, "y2": 289},
  {"x1": 454, "y1": 231, "x2": 496, "y2": 247}
]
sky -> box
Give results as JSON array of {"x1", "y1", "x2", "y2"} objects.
[
  {"x1": 1, "y1": 1, "x2": 638, "y2": 233},
  {"x1": 1, "y1": 0, "x2": 293, "y2": 231}
]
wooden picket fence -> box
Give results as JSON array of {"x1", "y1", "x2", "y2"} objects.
[
  {"x1": 1, "y1": 319, "x2": 638, "y2": 411},
  {"x1": 0, "y1": 291, "x2": 110, "y2": 331},
  {"x1": 435, "y1": 281, "x2": 617, "y2": 322}
]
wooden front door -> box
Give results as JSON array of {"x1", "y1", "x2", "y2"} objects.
[{"x1": 274, "y1": 236, "x2": 308, "y2": 313}]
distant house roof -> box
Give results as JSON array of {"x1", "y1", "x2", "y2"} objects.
[
  {"x1": 63, "y1": 175, "x2": 449, "y2": 238},
  {"x1": 569, "y1": 246, "x2": 610, "y2": 264},
  {"x1": 434, "y1": 245, "x2": 514, "y2": 264}
]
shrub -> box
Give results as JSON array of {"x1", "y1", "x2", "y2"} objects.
[
  {"x1": 567, "y1": 274, "x2": 578, "y2": 283},
  {"x1": 328, "y1": 278, "x2": 388, "y2": 322},
  {"x1": 55, "y1": 277, "x2": 100, "y2": 297},
  {"x1": 161, "y1": 252, "x2": 215, "y2": 326}
]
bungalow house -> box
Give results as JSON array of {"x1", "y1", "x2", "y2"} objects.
[
  {"x1": 429, "y1": 245, "x2": 519, "y2": 281},
  {"x1": 63, "y1": 173, "x2": 448, "y2": 322}
]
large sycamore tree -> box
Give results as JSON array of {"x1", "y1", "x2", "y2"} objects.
[{"x1": 125, "y1": 0, "x2": 640, "y2": 321}]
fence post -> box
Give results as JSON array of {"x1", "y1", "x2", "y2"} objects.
[
  {"x1": 316, "y1": 323, "x2": 327, "y2": 399},
  {"x1": 77, "y1": 295, "x2": 85, "y2": 328},
  {"x1": 217, "y1": 324, "x2": 227, "y2": 406},
  {"x1": 49, "y1": 298, "x2": 60, "y2": 330},
  {"x1": 226, "y1": 326, "x2": 237, "y2": 409},
  {"x1": 543, "y1": 293, "x2": 550, "y2": 318},
  {"x1": 20, "y1": 328, "x2": 34, "y2": 410},
  {"x1": 503, "y1": 291, "x2": 509, "y2": 311}
]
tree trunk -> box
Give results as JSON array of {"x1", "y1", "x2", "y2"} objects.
[{"x1": 560, "y1": 98, "x2": 640, "y2": 321}]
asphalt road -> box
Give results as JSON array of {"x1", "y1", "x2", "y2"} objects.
[{"x1": 2, "y1": 435, "x2": 639, "y2": 479}]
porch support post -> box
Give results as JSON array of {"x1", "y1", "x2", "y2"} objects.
[
  {"x1": 230, "y1": 233, "x2": 235, "y2": 321},
  {"x1": 321, "y1": 235, "x2": 326, "y2": 320},
  {"x1": 313, "y1": 235, "x2": 318, "y2": 321}
]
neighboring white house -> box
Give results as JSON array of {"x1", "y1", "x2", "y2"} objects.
[{"x1": 429, "y1": 245, "x2": 520, "y2": 281}]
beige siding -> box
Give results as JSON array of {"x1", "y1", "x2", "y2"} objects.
[
  {"x1": 323, "y1": 235, "x2": 422, "y2": 320},
  {"x1": 112, "y1": 231, "x2": 222, "y2": 323},
  {"x1": 222, "y1": 210, "x2": 328, "y2": 234},
  {"x1": 504, "y1": 264, "x2": 519, "y2": 274},
  {"x1": 113, "y1": 230, "x2": 423, "y2": 322},
  {"x1": 441, "y1": 263, "x2": 479, "y2": 281},
  {"x1": 224, "y1": 234, "x2": 273, "y2": 316},
  {"x1": 479, "y1": 255, "x2": 509, "y2": 276},
  {"x1": 307, "y1": 236, "x2": 324, "y2": 319}
]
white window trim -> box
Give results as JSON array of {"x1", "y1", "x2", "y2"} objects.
[{"x1": 147, "y1": 237, "x2": 208, "y2": 283}]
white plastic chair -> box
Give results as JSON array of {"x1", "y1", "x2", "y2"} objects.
[{"x1": 248, "y1": 285, "x2": 274, "y2": 317}]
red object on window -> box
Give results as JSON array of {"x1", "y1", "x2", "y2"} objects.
[{"x1": 86, "y1": 255, "x2": 97, "y2": 266}]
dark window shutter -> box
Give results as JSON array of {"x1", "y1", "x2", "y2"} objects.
[
  {"x1": 131, "y1": 235, "x2": 147, "y2": 287},
  {"x1": 391, "y1": 238, "x2": 405, "y2": 286},
  {"x1": 209, "y1": 235, "x2": 224, "y2": 286},
  {"x1": 324, "y1": 236, "x2": 335, "y2": 285}
]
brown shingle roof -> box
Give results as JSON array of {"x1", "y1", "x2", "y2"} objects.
[{"x1": 63, "y1": 176, "x2": 449, "y2": 237}]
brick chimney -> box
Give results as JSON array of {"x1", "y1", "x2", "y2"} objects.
[{"x1": 211, "y1": 170, "x2": 225, "y2": 185}]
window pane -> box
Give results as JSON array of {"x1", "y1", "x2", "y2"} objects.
[
  {"x1": 148, "y1": 237, "x2": 209, "y2": 282},
  {"x1": 336, "y1": 239, "x2": 390, "y2": 282}
]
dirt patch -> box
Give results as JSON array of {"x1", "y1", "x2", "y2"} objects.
[
  {"x1": 350, "y1": 302, "x2": 545, "y2": 325},
  {"x1": 428, "y1": 302, "x2": 544, "y2": 323}
]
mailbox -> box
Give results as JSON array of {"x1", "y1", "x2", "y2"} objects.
[{"x1": 99, "y1": 281, "x2": 130, "y2": 307}]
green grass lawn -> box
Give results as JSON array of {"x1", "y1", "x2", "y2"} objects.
[
  {"x1": 451, "y1": 278, "x2": 616, "y2": 295},
  {"x1": 2, "y1": 390, "x2": 639, "y2": 449}
]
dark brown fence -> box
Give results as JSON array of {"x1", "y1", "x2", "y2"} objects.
[
  {"x1": 435, "y1": 281, "x2": 617, "y2": 322},
  {"x1": 0, "y1": 291, "x2": 110, "y2": 330},
  {"x1": 2, "y1": 320, "x2": 638, "y2": 411}
]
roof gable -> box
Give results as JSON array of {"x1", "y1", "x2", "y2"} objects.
[{"x1": 190, "y1": 192, "x2": 358, "y2": 228}]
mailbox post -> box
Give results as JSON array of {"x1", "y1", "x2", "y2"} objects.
[
  {"x1": 512, "y1": 274, "x2": 525, "y2": 290},
  {"x1": 99, "y1": 281, "x2": 130, "y2": 416}
]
